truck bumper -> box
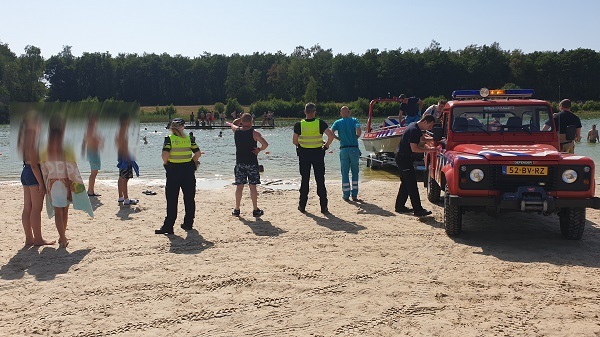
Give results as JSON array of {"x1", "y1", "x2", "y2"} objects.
[{"x1": 448, "y1": 187, "x2": 600, "y2": 211}]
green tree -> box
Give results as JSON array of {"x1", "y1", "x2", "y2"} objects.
[
  {"x1": 225, "y1": 54, "x2": 244, "y2": 102},
  {"x1": 225, "y1": 97, "x2": 243, "y2": 116},
  {"x1": 214, "y1": 102, "x2": 225, "y2": 113},
  {"x1": 17, "y1": 45, "x2": 46, "y2": 101},
  {"x1": 0, "y1": 43, "x2": 18, "y2": 123},
  {"x1": 46, "y1": 46, "x2": 77, "y2": 101},
  {"x1": 304, "y1": 76, "x2": 318, "y2": 102}
]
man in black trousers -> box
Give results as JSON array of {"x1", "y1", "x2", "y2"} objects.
[
  {"x1": 395, "y1": 114, "x2": 436, "y2": 217},
  {"x1": 292, "y1": 102, "x2": 335, "y2": 214}
]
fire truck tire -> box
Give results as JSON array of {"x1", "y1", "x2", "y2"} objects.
[
  {"x1": 559, "y1": 207, "x2": 585, "y2": 240},
  {"x1": 444, "y1": 185, "x2": 462, "y2": 236},
  {"x1": 427, "y1": 175, "x2": 441, "y2": 203}
]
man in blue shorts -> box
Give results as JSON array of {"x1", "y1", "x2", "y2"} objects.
[{"x1": 82, "y1": 115, "x2": 104, "y2": 197}]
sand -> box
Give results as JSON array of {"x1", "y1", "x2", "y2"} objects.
[{"x1": 1, "y1": 179, "x2": 600, "y2": 336}]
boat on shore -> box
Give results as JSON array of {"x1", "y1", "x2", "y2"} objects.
[
  {"x1": 361, "y1": 97, "x2": 426, "y2": 172},
  {"x1": 361, "y1": 98, "x2": 407, "y2": 168}
]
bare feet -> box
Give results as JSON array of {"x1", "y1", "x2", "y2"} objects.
[
  {"x1": 33, "y1": 239, "x2": 56, "y2": 246},
  {"x1": 58, "y1": 239, "x2": 69, "y2": 248}
]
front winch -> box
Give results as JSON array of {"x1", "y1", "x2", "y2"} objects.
[
  {"x1": 520, "y1": 193, "x2": 548, "y2": 212},
  {"x1": 502, "y1": 186, "x2": 554, "y2": 212}
]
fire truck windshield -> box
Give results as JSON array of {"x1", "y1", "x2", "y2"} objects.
[{"x1": 451, "y1": 106, "x2": 553, "y2": 133}]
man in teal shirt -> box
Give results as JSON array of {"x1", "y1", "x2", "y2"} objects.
[{"x1": 331, "y1": 106, "x2": 361, "y2": 201}]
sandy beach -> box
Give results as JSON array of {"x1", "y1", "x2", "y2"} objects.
[{"x1": 1, "y1": 179, "x2": 600, "y2": 336}]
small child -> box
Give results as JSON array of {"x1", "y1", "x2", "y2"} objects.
[{"x1": 229, "y1": 113, "x2": 268, "y2": 217}]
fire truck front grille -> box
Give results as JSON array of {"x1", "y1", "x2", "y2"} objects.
[{"x1": 489, "y1": 165, "x2": 556, "y2": 192}]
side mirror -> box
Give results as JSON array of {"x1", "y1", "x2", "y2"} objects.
[{"x1": 433, "y1": 125, "x2": 443, "y2": 141}]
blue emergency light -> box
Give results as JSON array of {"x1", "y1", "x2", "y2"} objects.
[{"x1": 452, "y1": 88, "x2": 534, "y2": 99}]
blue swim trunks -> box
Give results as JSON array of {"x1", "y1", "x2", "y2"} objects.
[
  {"x1": 87, "y1": 151, "x2": 101, "y2": 171},
  {"x1": 21, "y1": 164, "x2": 40, "y2": 186}
]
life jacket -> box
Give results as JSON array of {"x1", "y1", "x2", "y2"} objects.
[{"x1": 298, "y1": 119, "x2": 322, "y2": 148}]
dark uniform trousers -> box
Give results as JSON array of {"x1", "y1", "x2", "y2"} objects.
[
  {"x1": 298, "y1": 147, "x2": 328, "y2": 210},
  {"x1": 394, "y1": 156, "x2": 423, "y2": 211},
  {"x1": 164, "y1": 161, "x2": 196, "y2": 229}
]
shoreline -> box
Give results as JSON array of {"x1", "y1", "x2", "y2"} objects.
[{"x1": 0, "y1": 177, "x2": 310, "y2": 191}]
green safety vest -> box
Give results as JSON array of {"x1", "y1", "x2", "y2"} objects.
[
  {"x1": 298, "y1": 119, "x2": 323, "y2": 148},
  {"x1": 168, "y1": 134, "x2": 193, "y2": 163}
]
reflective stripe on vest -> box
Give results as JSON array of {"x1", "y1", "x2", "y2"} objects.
[
  {"x1": 168, "y1": 134, "x2": 193, "y2": 163},
  {"x1": 298, "y1": 119, "x2": 323, "y2": 148}
]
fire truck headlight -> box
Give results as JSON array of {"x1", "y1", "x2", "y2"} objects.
[
  {"x1": 562, "y1": 169, "x2": 578, "y2": 184},
  {"x1": 469, "y1": 169, "x2": 485, "y2": 183}
]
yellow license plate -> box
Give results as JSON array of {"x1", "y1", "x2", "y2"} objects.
[{"x1": 503, "y1": 165, "x2": 548, "y2": 176}]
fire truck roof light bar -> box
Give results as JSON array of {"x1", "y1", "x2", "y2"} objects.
[{"x1": 452, "y1": 88, "x2": 534, "y2": 99}]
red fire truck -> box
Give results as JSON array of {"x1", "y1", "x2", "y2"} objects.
[{"x1": 425, "y1": 88, "x2": 600, "y2": 239}]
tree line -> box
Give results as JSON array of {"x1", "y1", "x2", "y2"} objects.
[{"x1": 1, "y1": 41, "x2": 600, "y2": 122}]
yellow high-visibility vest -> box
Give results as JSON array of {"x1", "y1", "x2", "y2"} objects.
[
  {"x1": 168, "y1": 134, "x2": 193, "y2": 163},
  {"x1": 298, "y1": 119, "x2": 322, "y2": 148}
]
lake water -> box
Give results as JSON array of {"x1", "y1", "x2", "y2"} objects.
[
  {"x1": 1, "y1": 118, "x2": 600, "y2": 187},
  {"x1": 0, "y1": 121, "x2": 382, "y2": 189}
]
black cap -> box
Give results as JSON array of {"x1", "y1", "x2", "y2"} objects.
[
  {"x1": 170, "y1": 118, "x2": 185, "y2": 127},
  {"x1": 399, "y1": 94, "x2": 406, "y2": 99}
]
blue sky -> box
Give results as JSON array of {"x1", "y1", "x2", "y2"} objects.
[{"x1": 2, "y1": 0, "x2": 599, "y2": 58}]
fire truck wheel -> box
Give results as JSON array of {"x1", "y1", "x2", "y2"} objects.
[
  {"x1": 559, "y1": 207, "x2": 585, "y2": 240},
  {"x1": 427, "y1": 175, "x2": 441, "y2": 203},
  {"x1": 444, "y1": 185, "x2": 462, "y2": 236}
]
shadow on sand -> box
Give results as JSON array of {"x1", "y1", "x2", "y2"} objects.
[
  {"x1": 305, "y1": 211, "x2": 366, "y2": 234},
  {"x1": 351, "y1": 199, "x2": 396, "y2": 217},
  {"x1": 236, "y1": 217, "x2": 286, "y2": 237},
  {"x1": 167, "y1": 229, "x2": 214, "y2": 254},
  {"x1": 115, "y1": 204, "x2": 141, "y2": 220},
  {"x1": 431, "y1": 211, "x2": 600, "y2": 267},
  {"x1": 0, "y1": 246, "x2": 92, "y2": 281},
  {"x1": 89, "y1": 196, "x2": 104, "y2": 212}
]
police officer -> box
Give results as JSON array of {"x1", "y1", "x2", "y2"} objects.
[
  {"x1": 395, "y1": 114, "x2": 436, "y2": 217},
  {"x1": 155, "y1": 118, "x2": 201, "y2": 234},
  {"x1": 293, "y1": 103, "x2": 335, "y2": 214}
]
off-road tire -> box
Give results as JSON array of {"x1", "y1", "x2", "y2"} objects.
[
  {"x1": 559, "y1": 207, "x2": 585, "y2": 240},
  {"x1": 444, "y1": 186, "x2": 462, "y2": 236},
  {"x1": 427, "y1": 175, "x2": 441, "y2": 203}
]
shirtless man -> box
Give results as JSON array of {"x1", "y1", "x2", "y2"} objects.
[
  {"x1": 587, "y1": 125, "x2": 599, "y2": 143},
  {"x1": 115, "y1": 114, "x2": 138, "y2": 206},
  {"x1": 81, "y1": 115, "x2": 104, "y2": 197},
  {"x1": 18, "y1": 111, "x2": 55, "y2": 246}
]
